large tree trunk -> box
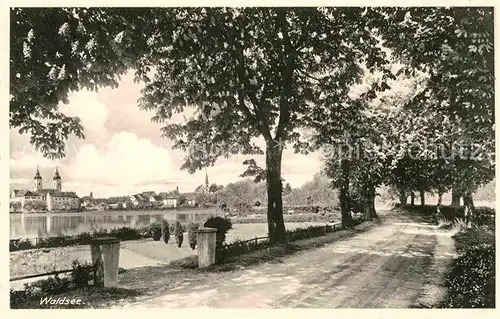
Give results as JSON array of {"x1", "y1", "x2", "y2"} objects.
[
  {"x1": 420, "y1": 190, "x2": 425, "y2": 207},
  {"x1": 363, "y1": 196, "x2": 372, "y2": 221},
  {"x1": 370, "y1": 188, "x2": 378, "y2": 219},
  {"x1": 266, "y1": 143, "x2": 286, "y2": 244},
  {"x1": 410, "y1": 192, "x2": 415, "y2": 206},
  {"x1": 437, "y1": 191, "x2": 444, "y2": 207},
  {"x1": 463, "y1": 191, "x2": 474, "y2": 228},
  {"x1": 339, "y1": 160, "x2": 353, "y2": 229},
  {"x1": 399, "y1": 189, "x2": 407, "y2": 205},
  {"x1": 363, "y1": 186, "x2": 377, "y2": 221},
  {"x1": 451, "y1": 189, "x2": 461, "y2": 207}
]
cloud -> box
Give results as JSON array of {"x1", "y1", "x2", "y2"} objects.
[
  {"x1": 10, "y1": 154, "x2": 62, "y2": 173},
  {"x1": 61, "y1": 91, "x2": 108, "y2": 133},
  {"x1": 69, "y1": 131, "x2": 183, "y2": 187}
]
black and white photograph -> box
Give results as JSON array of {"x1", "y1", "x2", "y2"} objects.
[{"x1": 6, "y1": 4, "x2": 496, "y2": 310}]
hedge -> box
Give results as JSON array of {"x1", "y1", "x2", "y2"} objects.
[{"x1": 10, "y1": 226, "x2": 150, "y2": 252}]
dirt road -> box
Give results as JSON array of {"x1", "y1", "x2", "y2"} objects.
[{"x1": 115, "y1": 210, "x2": 456, "y2": 308}]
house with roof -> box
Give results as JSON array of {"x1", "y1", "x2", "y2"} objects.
[
  {"x1": 129, "y1": 194, "x2": 150, "y2": 208},
  {"x1": 162, "y1": 195, "x2": 179, "y2": 208},
  {"x1": 182, "y1": 192, "x2": 197, "y2": 207},
  {"x1": 149, "y1": 195, "x2": 164, "y2": 207},
  {"x1": 81, "y1": 192, "x2": 100, "y2": 210},
  {"x1": 10, "y1": 167, "x2": 80, "y2": 212}
]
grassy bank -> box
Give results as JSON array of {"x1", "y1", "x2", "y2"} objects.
[{"x1": 442, "y1": 225, "x2": 495, "y2": 308}]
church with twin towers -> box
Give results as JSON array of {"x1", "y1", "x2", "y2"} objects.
[{"x1": 10, "y1": 167, "x2": 80, "y2": 212}]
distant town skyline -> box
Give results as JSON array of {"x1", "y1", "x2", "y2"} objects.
[{"x1": 10, "y1": 71, "x2": 322, "y2": 198}]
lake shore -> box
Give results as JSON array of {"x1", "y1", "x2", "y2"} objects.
[{"x1": 10, "y1": 222, "x2": 327, "y2": 289}]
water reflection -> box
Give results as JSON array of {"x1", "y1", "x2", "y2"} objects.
[{"x1": 10, "y1": 210, "x2": 216, "y2": 239}]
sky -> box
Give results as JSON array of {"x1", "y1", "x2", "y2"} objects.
[{"x1": 9, "y1": 71, "x2": 323, "y2": 198}]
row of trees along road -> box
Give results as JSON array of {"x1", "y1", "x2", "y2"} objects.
[{"x1": 11, "y1": 8, "x2": 494, "y2": 242}]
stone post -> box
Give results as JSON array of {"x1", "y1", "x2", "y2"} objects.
[
  {"x1": 196, "y1": 227, "x2": 217, "y2": 268},
  {"x1": 90, "y1": 237, "x2": 120, "y2": 288}
]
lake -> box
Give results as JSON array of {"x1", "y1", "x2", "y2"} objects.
[{"x1": 9, "y1": 209, "x2": 219, "y2": 239}]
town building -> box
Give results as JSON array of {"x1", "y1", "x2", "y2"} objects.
[
  {"x1": 194, "y1": 171, "x2": 210, "y2": 195},
  {"x1": 81, "y1": 192, "x2": 100, "y2": 210},
  {"x1": 162, "y1": 196, "x2": 179, "y2": 208},
  {"x1": 129, "y1": 194, "x2": 150, "y2": 208},
  {"x1": 10, "y1": 167, "x2": 80, "y2": 212}
]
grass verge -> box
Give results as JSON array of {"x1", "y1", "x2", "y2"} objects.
[{"x1": 440, "y1": 226, "x2": 495, "y2": 308}]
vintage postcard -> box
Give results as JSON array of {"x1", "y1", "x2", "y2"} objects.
[{"x1": 3, "y1": 1, "x2": 497, "y2": 316}]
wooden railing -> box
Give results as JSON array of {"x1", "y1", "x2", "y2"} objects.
[
  {"x1": 221, "y1": 222, "x2": 344, "y2": 251},
  {"x1": 10, "y1": 269, "x2": 74, "y2": 282}
]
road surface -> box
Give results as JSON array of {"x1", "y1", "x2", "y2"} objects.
[{"x1": 115, "y1": 209, "x2": 456, "y2": 308}]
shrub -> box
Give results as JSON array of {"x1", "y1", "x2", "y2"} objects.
[
  {"x1": 10, "y1": 239, "x2": 34, "y2": 251},
  {"x1": 31, "y1": 274, "x2": 72, "y2": 295},
  {"x1": 109, "y1": 227, "x2": 143, "y2": 241},
  {"x1": 70, "y1": 260, "x2": 94, "y2": 289},
  {"x1": 174, "y1": 221, "x2": 184, "y2": 247},
  {"x1": 150, "y1": 222, "x2": 162, "y2": 241},
  {"x1": 187, "y1": 222, "x2": 200, "y2": 250},
  {"x1": 204, "y1": 216, "x2": 232, "y2": 249},
  {"x1": 161, "y1": 220, "x2": 170, "y2": 244},
  {"x1": 471, "y1": 207, "x2": 495, "y2": 230},
  {"x1": 169, "y1": 222, "x2": 185, "y2": 233}
]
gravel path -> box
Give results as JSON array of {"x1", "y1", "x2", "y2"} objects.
[{"x1": 113, "y1": 210, "x2": 456, "y2": 308}]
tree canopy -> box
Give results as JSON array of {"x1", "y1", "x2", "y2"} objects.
[{"x1": 10, "y1": 7, "x2": 494, "y2": 241}]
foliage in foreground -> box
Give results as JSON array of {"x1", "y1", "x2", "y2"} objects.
[
  {"x1": 11, "y1": 260, "x2": 138, "y2": 309},
  {"x1": 11, "y1": 260, "x2": 93, "y2": 308}
]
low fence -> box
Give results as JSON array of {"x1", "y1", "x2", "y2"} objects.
[
  {"x1": 221, "y1": 236, "x2": 269, "y2": 250},
  {"x1": 10, "y1": 269, "x2": 74, "y2": 282},
  {"x1": 218, "y1": 222, "x2": 344, "y2": 259}
]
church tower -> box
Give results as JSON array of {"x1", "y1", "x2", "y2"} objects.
[
  {"x1": 205, "y1": 170, "x2": 209, "y2": 193},
  {"x1": 53, "y1": 167, "x2": 62, "y2": 192},
  {"x1": 33, "y1": 166, "x2": 42, "y2": 192}
]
